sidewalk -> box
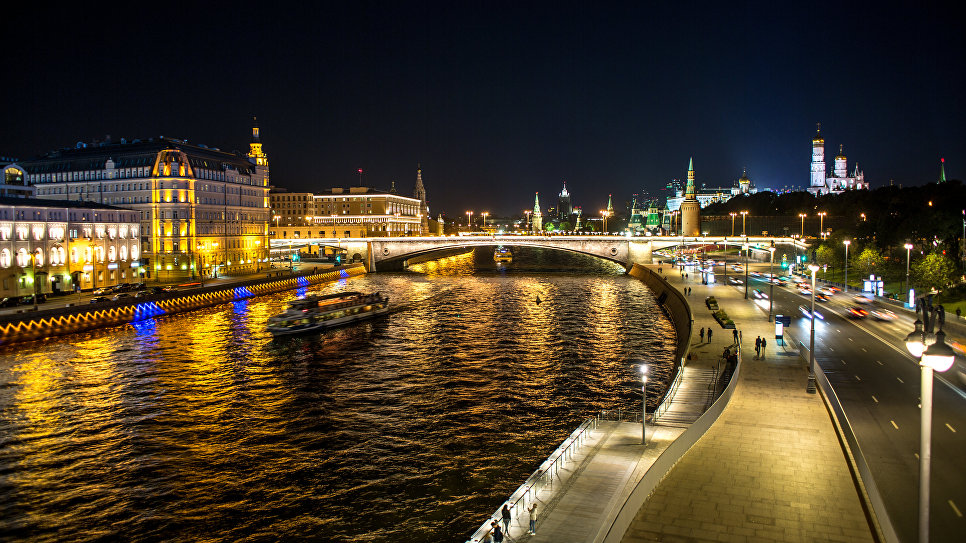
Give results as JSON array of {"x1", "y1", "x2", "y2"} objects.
[{"x1": 620, "y1": 263, "x2": 873, "y2": 542}]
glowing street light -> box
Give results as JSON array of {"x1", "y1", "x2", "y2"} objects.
[
  {"x1": 640, "y1": 364, "x2": 649, "y2": 445},
  {"x1": 799, "y1": 213, "x2": 807, "y2": 237},
  {"x1": 465, "y1": 211, "x2": 474, "y2": 231},
  {"x1": 740, "y1": 211, "x2": 748, "y2": 237},
  {"x1": 904, "y1": 302, "x2": 956, "y2": 543},
  {"x1": 904, "y1": 243, "x2": 914, "y2": 305},
  {"x1": 729, "y1": 212, "x2": 737, "y2": 237},
  {"x1": 843, "y1": 240, "x2": 851, "y2": 292},
  {"x1": 600, "y1": 209, "x2": 611, "y2": 233},
  {"x1": 481, "y1": 212, "x2": 489, "y2": 230},
  {"x1": 806, "y1": 264, "x2": 820, "y2": 393},
  {"x1": 817, "y1": 211, "x2": 826, "y2": 235}
]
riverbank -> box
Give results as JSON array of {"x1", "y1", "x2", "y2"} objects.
[{"x1": 0, "y1": 263, "x2": 366, "y2": 347}]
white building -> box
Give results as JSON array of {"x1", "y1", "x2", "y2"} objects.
[{"x1": 808, "y1": 124, "x2": 868, "y2": 195}]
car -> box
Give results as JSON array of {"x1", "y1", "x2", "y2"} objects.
[
  {"x1": 134, "y1": 290, "x2": 152, "y2": 298},
  {"x1": 752, "y1": 289, "x2": 768, "y2": 299},
  {"x1": 149, "y1": 286, "x2": 165, "y2": 294},
  {"x1": 112, "y1": 283, "x2": 132, "y2": 293},
  {"x1": 770, "y1": 278, "x2": 786, "y2": 286},
  {"x1": 847, "y1": 306, "x2": 869, "y2": 318},
  {"x1": 161, "y1": 286, "x2": 178, "y2": 292},
  {"x1": 0, "y1": 297, "x2": 20, "y2": 307},
  {"x1": 798, "y1": 304, "x2": 825, "y2": 320},
  {"x1": 729, "y1": 277, "x2": 743, "y2": 285},
  {"x1": 92, "y1": 287, "x2": 111, "y2": 296},
  {"x1": 732, "y1": 265, "x2": 743, "y2": 272},
  {"x1": 112, "y1": 293, "x2": 131, "y2": 301},
  {"x1": 819, "y1": 287, "x2": 836, "y2": 296},
  {"x1": 90, "y1": 296, "x2": 110, "y2": 304},
  {"x1": 870, "y1": 309, "x2": 897, "y2": 321},
  {"x1": 854, "y1": 294, "x2": 873, "y2": 304},
  {"x1": 815, "y1": 293, "x2": 829, "y2": 302},
  {"x1": 750, "y1": 271, "x2": 762, "y2": 277},
  {"x1": 19, "y1": 294, "x2": 47, "y2": 305},
  {"x1": 132, "y1": 282, "x2": 146, "y2": 291}
]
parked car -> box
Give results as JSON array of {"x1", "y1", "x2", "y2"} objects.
[
  {"x1": 19, "y1": 294, "x2": 47, "y2": 305},
  {"x1": 149, "y1": 286, "x2": 165, "y2": 294},
  {"x1": 132, "y1": 282, "x2": 146, "y2": 291},
  {"x1": 0, "y1": 297, "x2": 20, "y2": 307},
  {"x1": 112, "y1": 293, "x2": 131, "y2": 301},
  {"x1": 92, "y1": 287, "x2": 111, "y2": 296},
  {"x1": 90, "y1": 296, "x2": 110, "y2": 304},
  {"x1": 112, "y1": 283, "x2": 132, "y2": 293},
  {"x1": 134, "y1": 290, "x2": 151, "y2": 298}
]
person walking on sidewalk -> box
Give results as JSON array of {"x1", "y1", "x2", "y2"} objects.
[
  {"x1": 707, "y1": 328, "x2": 713, "y2": 343},
  {"x1": 699, "y1": 327, "x2": 705, "y2": 342},
  {"x1": 527, "y1": 502, "x2": 539, "y2": 535},
  {"x1": 760, "y1": 337, "x2": 767, "y2": 357},
  {"x1": 501, "y1": 503, "x2": 512, "y2": 533},
  {"x1": 732, "y1": 329, "x2": 739, "y2": 343},
  {"x1": 755, "y1": 336, "x2": 761, "y2": 359},
  {"x1": 491, "y1": 521, "x2": 504, "y2": 543}
]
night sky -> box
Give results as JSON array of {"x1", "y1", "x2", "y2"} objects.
[{"x1": 3, "y1": 2, "x2": 963, "y2": 216}]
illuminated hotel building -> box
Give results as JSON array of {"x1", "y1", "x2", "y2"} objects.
[
  {"x1": 16, "y1": 123, "x2": 271, "y2": 280},
  {"x1": 0, "y1": 196, "x2": 140, "y2": 298},
  {"x1": 270, "y1": 186, "x2": 424, "y2": 239}
]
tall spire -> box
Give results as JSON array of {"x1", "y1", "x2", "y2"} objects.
[
  {"x1": 685, "y1": 157, "x2": 696, "y2": 199},
  {"x1": 606, "y1": 193, "x2": 613, "y2": 213},
  {"x1": 248, "y1": 116, "x2": 268, "y2": 167},
  {"x1": 940, "y1": 157, "x2": 947, "y2": 183},
  {"x1": 413, "y1": 164, "x2": 429, "y2": 235},
  {"x1": 532, "y1": 192, "x2": 543, "y2": 233}
]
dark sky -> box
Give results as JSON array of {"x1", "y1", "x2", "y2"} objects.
[{"x1": 3, "y1": 2, "x2": 963, "y2": 216}]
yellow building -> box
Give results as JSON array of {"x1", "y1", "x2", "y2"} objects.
[{"x1": 19, "y1": 122, "x2": 271, "y2": 280}]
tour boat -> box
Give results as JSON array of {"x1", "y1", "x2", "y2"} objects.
[
  {"x1": 494, "y1": 246, "x2": 513, "y2": 263},
  {"x1": 266, "y1": 291, "x2": 390, "y2": 336}
]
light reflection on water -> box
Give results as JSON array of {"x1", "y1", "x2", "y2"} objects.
[{"x1": 0, "y1": 247, "x2": 676, "y2": 542}]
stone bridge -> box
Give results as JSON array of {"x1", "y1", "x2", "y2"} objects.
[{"x1": 271, "y1": 235, "x2": 808, "y2": 271}]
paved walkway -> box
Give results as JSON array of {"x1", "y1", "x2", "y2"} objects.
[{"x1": 621, "y1": 262, "x2": 873, "y2": 543}]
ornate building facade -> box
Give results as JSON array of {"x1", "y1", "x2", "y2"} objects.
[
  {"x1": 270, "y1": 186, "x2": 424, "y2": 239},
  {"x1": 18, "y1": 123, "x2": 271, "y2": 280},
  {"x1": 808, "y1": 124, "x2": 868, "y2": 195}
]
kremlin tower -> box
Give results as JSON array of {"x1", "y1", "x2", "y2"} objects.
[
  {"x1": 679, "y1": 157, "x2": 701, "y2": 236},
  {"x1": 532, "y1": 192, "x2": 543, "y2": 233}
]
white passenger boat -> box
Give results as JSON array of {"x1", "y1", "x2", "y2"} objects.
[
  {"x1": 494, "y1": 246, "x2": 513, "y2": 263},
  {"x1": 266, "y1": 291, "x2": 390, "y2": 336}
]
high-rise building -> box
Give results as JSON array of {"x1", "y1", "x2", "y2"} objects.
[
  {"x1": 808, "y1": 124, "x2": 868, "y2": 195},
  {"x1": 20, "y1": 122, "x2": 271, "y2": 280},
  {"x1": 557, "y1": 182, "x2": 572, "y2": 221}
]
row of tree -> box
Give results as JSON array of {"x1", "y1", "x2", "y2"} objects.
[{"x1": 813, "y1": 242, "x2": 959, "y2": 293}]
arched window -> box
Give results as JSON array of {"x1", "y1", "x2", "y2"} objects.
[
  {"x1": 71, "y1": 247, "x2": 78, "y2": 264},
  {"x1": 108, "y1": 246, "x2": 117, "y2": 262},
  {"x1": 0, "y1": 248, "x2": 10, "y2": 268},
  {"x1": 16, "y1": 248, "x2": 28, "y2": 267},
  {"x1": 119, "y1": 245, "x2": 128, "y2": 261},
  {"x1": 34, "y1": 248, "x2": 44, "y2": 267},
  {"x1": 131, "y1": 244, "x2": 139, "y2": 260}
]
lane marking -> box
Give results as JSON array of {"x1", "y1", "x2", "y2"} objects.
[
  {"x1": 897, "y1": 377, "x2": 904, "y2": 384},
  {"x1": 842, "y1": 359, "x2": 847, "y2": 365},
  {"x1": 890, "y1": 420, "x2": 899, "y2": 430},
  {"x1": 862, "y1": 347, "x2": 868, "y2": 352},
  {"x1": 915, "y1": 452, "x2": 919, "y2": 460},
  {"x1": 946, "y1": 423, "x2": 956, "y2": 433},
  {"x1": 855, "y1": 375, "x2": 862, "y2": 381},
  {"x1": 876, "y1": 360, "x2": 883, "y2": 366},
  {"x1": 848, "y1": 337, "x2": 854, "y2": 342},
  {"x1": 951, "y1": 500, "x2": 963, "y2": 518},
  {"x1": 871, "y1": 395, "x2": 878, "y2": 403}
]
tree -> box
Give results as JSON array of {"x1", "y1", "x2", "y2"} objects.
[
  {"x1": 815, "y1": 244, "x2": 840, "y2": 267},
  {"x1": 855, "y1": 247, "x2": 884, "y2": 277},
  {"x1": 559, "y1": 221, "x2": 572, "y2": 232},
  {"x1": 911, "y1": 252, "x2": 957, "y2": 292}
]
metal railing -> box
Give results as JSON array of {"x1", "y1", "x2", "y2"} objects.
[
  {"x1": 598, "y1": 408, "x2": 643, "y2": 423},
  {"x1": 651, "y1": 367, "x2": 683, "y2": 424},
  {"x1": 465, "y1": 416, "x2": 599, "y2": 543}
]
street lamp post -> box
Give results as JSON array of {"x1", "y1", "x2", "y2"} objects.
[
  {"x1": 197, "y1": 243, "x2": 206, "y2": 288},
  {"x1": 524, "y1": 210, "x2": 531, "y2": 232},
  {"x1": 640, "y1": 365, "x2": 649, "y2": 446},
  {"x1": 729, "y1": 212, "x2": 737, "y2": 237},
  {"x1": 768, "y1": 245, "x2": 776, "y2": 321},
  {"x1": 904, "y1": 299, "x2": 956, "y2": 543},
  {"x1": 843, "y1": 240, "x2": 851, "y2": 293},
  {"x1": 743, "y1": 243, "x2": 749, "y2": 299},
  {"x1": 481, "y1": 212, "x2": 489, "y2": 231},
  {"x1": 740, "y1": 211, "x2": 748, "y2": 237},
  {"x1": 799, "y1": 213, "x2": 807, "y2": 238},
  {"x1": 466, "y1": 211, "x2": 473, "y2": 232},
  {"x1": 806, "y1": 264, "x2": 820, "y2": 393},
  {"x1": 817, "y1": 212, "x2": 826, "y2": 235},
  {"x1": 905, "y1": 243, "x2": 914, "y2": 305}
]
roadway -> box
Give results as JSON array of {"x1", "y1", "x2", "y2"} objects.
[{"x1": 714, "y1": 259, "x2": 966, "y2": 542}]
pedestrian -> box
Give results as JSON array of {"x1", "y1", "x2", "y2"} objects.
[
  {"x1": 958, "y1": 307, "x2": 962, "y2": 319},
  {"x1": 699, "y1": 327, "x2": 705, "y2": 342},
  {"x1": 755, "y1": 336, "x2": 761, "y2": 359},
  {"x1": 501, "y1": 503, "x2": 512, "y2": 533},
  {"x1": 739, "y1": 330, "x2": 742, "y2": 343},
  {"x1": 707, "y1": 328, "x2": 713, "y2": 342},
  {"x1": 491, "y1": 521, "x2": 504, "y2": 543},
  {"x1": 760, "y1": 337, "x2": 767, "y2": 357},
  {"x1": 732, "y1": 329, "x2": 738, "y2": 343},
  {"x1": 527, "y1": 503, "x2": 539, "y2": 535}
]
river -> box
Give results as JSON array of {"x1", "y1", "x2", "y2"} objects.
[{"x1": 0, "y1": 247, "x2": 676, "y2": 542}]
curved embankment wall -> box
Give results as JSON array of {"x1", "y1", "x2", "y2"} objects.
[
  {"x1": 627, "y1": 263, "x2": 692, "y2": 369},
  {"x1": 0, "y1": 264, "x2": 367, "y2": 346}
]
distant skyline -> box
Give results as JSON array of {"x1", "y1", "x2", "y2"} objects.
[{"x1": 3, "y1": 2, "x2": 963, "y2": 216}]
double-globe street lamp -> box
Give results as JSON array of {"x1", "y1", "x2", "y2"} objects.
[
  {"x1": 639, "y1": 364, "x2": 649, "y2": 446},
  {"x1": 905, "y1": 243, "x2": 914, "y2": 306},
  {"x1": 768, "y1": 245, "x2": 776, "y2": 322},
  {"x1": 904, "y1": 297, "x2": 956, "y2": 543}
]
